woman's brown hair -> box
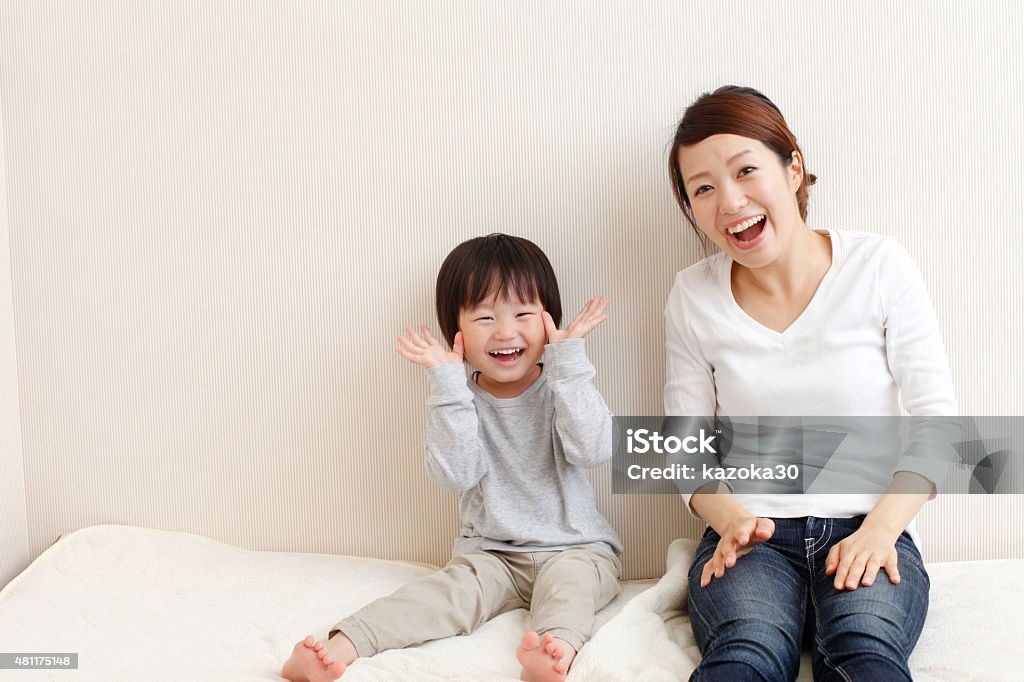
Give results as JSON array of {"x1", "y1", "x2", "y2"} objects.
[{"x1": 668, "y1": 86, "x2": 817, "y2": 253}]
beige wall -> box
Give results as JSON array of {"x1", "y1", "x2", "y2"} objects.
[
  {"x1": 0, "y1": 75, "x2": 29, "y2": 588},
  {"x1": 1, "y1": 1, "x2": 1021, "y2": 583}
]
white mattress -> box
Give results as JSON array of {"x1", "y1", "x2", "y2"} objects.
[{"x1": 0, "y1": 525, "x2": 1021, "y2": 681}]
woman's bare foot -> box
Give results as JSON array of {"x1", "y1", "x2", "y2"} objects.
[
  {"x1": 281, "y1": 635, "x2": 349, "y2": 682},
  {"x1": 517, "y1": 631, "x2": 577, "y2": 682}
]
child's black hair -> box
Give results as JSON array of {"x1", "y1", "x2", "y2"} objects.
[{"x1": 435, "y1": 233, "x2": 562, "y2": 347}]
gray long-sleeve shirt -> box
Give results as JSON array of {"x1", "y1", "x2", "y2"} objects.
[{"x1": 424, "y1": 338, "x2": 622, "y2": 558}]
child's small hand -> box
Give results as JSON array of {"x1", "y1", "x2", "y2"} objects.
[
  {"x1": 397, "y1": 326, "x2": 464, "y2": 368},
  {"x1": 542, "y1": 295, "x2": 610, "y2": 344}
]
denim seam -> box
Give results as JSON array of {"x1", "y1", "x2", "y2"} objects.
[
  {"x1": 688, "y1": 588, "x2": 711, "y2": 636},
  {"x1": 816, "y1": 640, "x2": 854, "y2": 682},
  {"x1": 806, "y1": 585, "x2": 853, "y2": 682},
  {"x1": 807, "y1": 518, "x2": 833, "y2": 555},
  {"x1": 806, "y1": 533, "x2": 853, "y2": 682}
]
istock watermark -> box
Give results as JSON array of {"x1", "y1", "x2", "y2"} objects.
[
  {"x1": 625, "y1": 428, "x2": 718, "y2": 455},
  {"x1": 612, "y1": 416, "x2": 1024, "y2": 495}
]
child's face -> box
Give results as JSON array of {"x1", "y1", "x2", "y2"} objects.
[{"x1": 458, "y1": 291, "x2": 547, "y2": 398}]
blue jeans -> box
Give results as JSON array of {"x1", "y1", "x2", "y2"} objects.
[{"x1": 687, "y1": 516, "x2": 929, "y2": 682}]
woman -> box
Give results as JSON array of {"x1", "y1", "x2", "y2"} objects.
[{"x1": 665, "y1": 86, "x2": 957, "y2": 681}]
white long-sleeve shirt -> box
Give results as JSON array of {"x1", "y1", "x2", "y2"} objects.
[{"x1": 664, "y1": 229, "x2": 958, "y2": 531}]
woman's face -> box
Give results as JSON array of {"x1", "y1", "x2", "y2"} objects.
[{"x1": 676, "y1": 134, "x2": 804, "y2": 269}]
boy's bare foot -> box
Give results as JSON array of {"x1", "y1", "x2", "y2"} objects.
[
  {"x1": 517, "y1": 631, "x2": 577, "y2": 682},
  {"x1": 281, "y1": 635, "x2": 347, "y2": 681}
]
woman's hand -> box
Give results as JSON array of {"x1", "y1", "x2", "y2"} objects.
[
  {"x1": 701, "y1": 516, "x2": 775, "y2": 587},
  {"x1": 825, "y1": 522, "x2": 901, "y2": 590},
  {"x1": 397, "y1": 326, "x2": 464, "y2": 368},
  {"x1": 542, "y1": 295, "x2": 610, "y2": 344}
]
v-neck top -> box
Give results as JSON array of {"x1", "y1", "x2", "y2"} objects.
[
  {"x1": 663, "y1": 229, "x2": 958, "y2": 531},
  {"x1": 723, "y1": 228, "x2": 838, "y2": 339}
]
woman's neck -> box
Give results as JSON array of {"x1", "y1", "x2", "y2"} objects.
[{"x1": 735, "y1": 224, "x2": 832, "y2": 300}]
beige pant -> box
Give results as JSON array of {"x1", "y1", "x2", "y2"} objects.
[{"x1": 331, "y1": 546, "x2": 621, "y2": 656}]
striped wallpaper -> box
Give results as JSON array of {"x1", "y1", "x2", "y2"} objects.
[
  {"x1": 0, "y1": 73, "x2": 29, "y2": 589},
  {"x1": 1, "y1": 1, "x2": 1021, "y2": 583}
]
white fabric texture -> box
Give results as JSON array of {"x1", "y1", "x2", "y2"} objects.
[
  {"x1": 0, "y1": 525, "x2": 1020, "y2": 681},
  {"x1": 0, "y1": 525, "x2": 649, "y2": 681}
]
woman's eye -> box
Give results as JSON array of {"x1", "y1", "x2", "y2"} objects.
[
  {"x1": 694, "y1": 185, "x2": 712, "y2": 196},
  {"x1": 739, "y1": 166, "x2": 756, "y2": 176}
]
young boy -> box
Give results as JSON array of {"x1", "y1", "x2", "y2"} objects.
[{"x1": 282, "y1": 234, "x2": 622, "y2": 682}]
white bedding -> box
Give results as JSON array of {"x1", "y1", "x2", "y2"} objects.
[
  {"x1": 0, "y1": 526, "x2": 651, "y2": 681},
  {"x1": 0, "y1": 525, "x2": 1021, "y2": 681}
]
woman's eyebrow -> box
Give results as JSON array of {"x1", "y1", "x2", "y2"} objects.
[{"x1": 684, "y1": 149, "x2": 754, "y2": 184}]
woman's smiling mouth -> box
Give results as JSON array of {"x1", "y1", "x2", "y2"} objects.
[{"x1": 726, "y1": 214, "x2": 767, "y2": 249}]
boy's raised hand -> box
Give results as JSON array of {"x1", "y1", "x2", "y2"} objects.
[
  {"x1": 397, "y1": 326, "x2": 464, "y2": 368},
  {"x1": 542, "y1": 294, "x2": 610, "y2": 344}
]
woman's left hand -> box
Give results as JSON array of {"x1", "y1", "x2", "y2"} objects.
[
  {"x1": 542, "y1": 295, "x2": 610, "y2": 344},
  {"x1": 825, "y1": 522, "x2": 902, "y2": 590}
]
